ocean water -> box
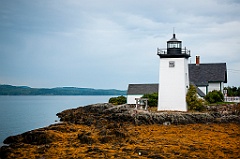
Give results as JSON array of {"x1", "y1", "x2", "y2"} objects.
[{"x1": 0, "y1": 95, "x2": 114, "y2": 146}]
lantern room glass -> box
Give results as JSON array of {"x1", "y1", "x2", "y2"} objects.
[{"x1": 168, "y1": 42, "x2": 181, "y2": 49}]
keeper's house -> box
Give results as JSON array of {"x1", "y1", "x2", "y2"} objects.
[{"x1": 189, "y1": 60, "x2": 227, "y2": 97}]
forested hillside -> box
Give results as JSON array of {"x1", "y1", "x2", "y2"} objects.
[{"x1": 0, "y1": 85, "x2": 126, "y2": 95}]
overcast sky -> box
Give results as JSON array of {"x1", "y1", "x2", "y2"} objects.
[{"x1": 0, "y1": 0, "x2": 239, "y2": 90}]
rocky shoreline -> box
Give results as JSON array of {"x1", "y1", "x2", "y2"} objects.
[
  {"x1": 1, "y1": 103, "x2": 240, "y2": 158},
  {"x1": 56, "y1": 103, "x2": 240, "y2": 125}
]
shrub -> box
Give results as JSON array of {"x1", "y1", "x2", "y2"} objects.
[
  {"x1": 109, "y1": 96, "x2": 126, "y2": 105},
  {"x1": 186, "y1": 85, "x2": 205, "y2": 111},
  {"x1": 141, "y1": 93, "x2": 158, "y2": 107},
  {"x1": 204, "y1": 90, "x2": 224, "y2": 104}
]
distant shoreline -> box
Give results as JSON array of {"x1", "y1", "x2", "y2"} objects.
[{"x1": 0, "y1": 84, "x2": 126, "y2": 96}]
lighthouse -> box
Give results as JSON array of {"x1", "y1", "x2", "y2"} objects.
[{"x1": 157, "y1": 33, "x2": 190, "y2": 111}]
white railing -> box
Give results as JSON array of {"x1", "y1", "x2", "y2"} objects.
[
  {"x1": 224, "y1": 96, "x2": 240, "y2": 103},
  {"x1": 157, "y1": 48, "x2": 191, "y2": 55}
]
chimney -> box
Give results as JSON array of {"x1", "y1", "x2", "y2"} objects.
[{"x1": 196, "y1": 55, "x2": 200, "y2": 66}]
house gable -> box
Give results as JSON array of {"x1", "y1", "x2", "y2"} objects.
[{"x1": 189, "y1": 63, "x2": 227, "y2": 86}]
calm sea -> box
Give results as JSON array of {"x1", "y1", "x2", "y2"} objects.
[{"x1": 0, "y1": 95, "x2": 114, "y2": 146}]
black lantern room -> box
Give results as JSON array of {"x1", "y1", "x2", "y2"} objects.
[
  {"x1": 157, "y1": 33, "x2": 190, "y2": 58},
  {"x1": 167, "y1": 33, "x2": 182, "y2": 55}
]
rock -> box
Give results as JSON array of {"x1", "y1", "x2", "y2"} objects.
[
  {"x1": 56, "y1": 103, "x2": 240, "y2": 125},
  {"x1": 98, "y1": 127, "x2": 129, "y2": 144},
  {"x1": 86, "y1": 146, "x2": 104, "y2": 153},
  {"x1": 78, "y1": 131, "x2": 95, "y2": 144},
  {"x1": 134, "y1": 147, "x2": 149, "y2": 156},
  {"x1": 0, "y1": 146, "x2": 13, "y2": 159},
  {"x1": 148, "y1": 154, "x2": 165, "y2": 159},
  {"x1": 206, "y1": 103, "x2": 240, "y2": 116},
  {"x1": 220, "y1": 115, "x2": 240, "y2": 123},
  {"x1": 4, "y1": 129, "x2": 63, "y2": 145}
]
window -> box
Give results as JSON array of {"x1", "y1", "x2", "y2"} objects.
[
  {"x1": 168, "y1": 42, "x2": 181, "y2": 48},
  {"x1": 169, "y1": 61, "x2": 175, "y2": 67}
]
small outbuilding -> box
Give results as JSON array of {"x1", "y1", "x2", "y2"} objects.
[{"x1": 127, "y1": 84, "x2": 158, "y2": 104}]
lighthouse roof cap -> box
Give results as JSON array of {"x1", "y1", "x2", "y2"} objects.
[{"x1": 168, "y1": 33, "x2": 181, "y2": 42}]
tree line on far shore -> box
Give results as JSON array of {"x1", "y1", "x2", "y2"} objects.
[
  {"x1": 0, "y1": 84, "x2": 126, "y2": 95},
  {"x1": 224, "y1": 86, "x2": 240, "y2": 96}
]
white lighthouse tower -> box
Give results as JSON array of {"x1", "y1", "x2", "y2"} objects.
[{"x1": 157, "y1": 33, "x2": 190, "y2": 111}]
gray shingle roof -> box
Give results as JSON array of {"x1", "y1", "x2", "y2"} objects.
[
  {"x1": 127, "y1": 84, "x2": 158, "y2": 95},
  {"x1": 189, "y1": 63, "x2": 227, "y2": 86}
]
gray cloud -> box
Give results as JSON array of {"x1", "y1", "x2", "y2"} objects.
[{"x1": 0, "y1": 0, "x2": 239, "y2": 89}]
